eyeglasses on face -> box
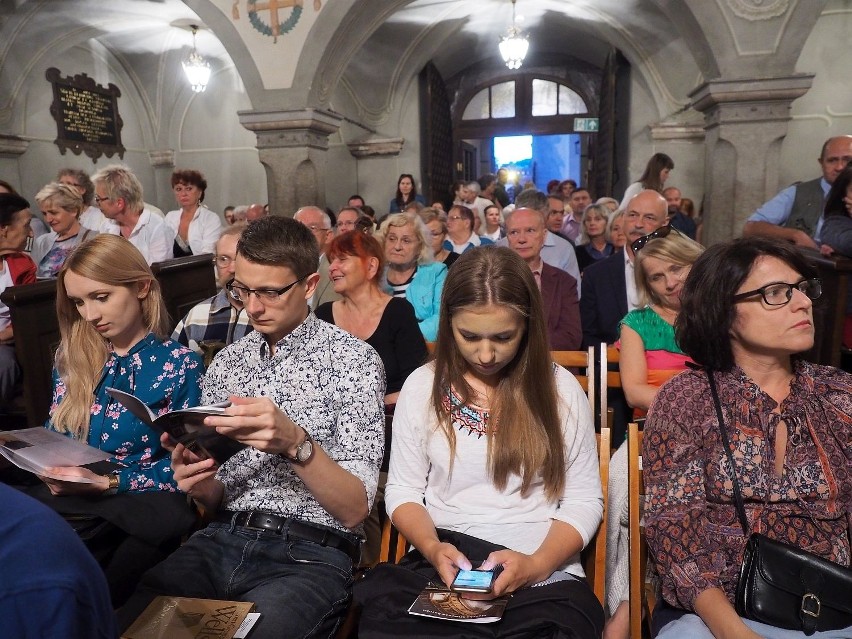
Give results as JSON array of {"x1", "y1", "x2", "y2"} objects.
[
  {"x1": 630, "y1": 225, "x2": 682, "y2": 254},
  {"x1": 212, "y1": 255, "x2": 235, "y2": 267},
  {"x1": 304, "y1": 225, "x2": 330, "y2": 233},
  {"x1": 733, "y1": 278, "x2": 822, "y2": 307},
  {"x1": 226, "y1": 275, "x2": 308, "y2": 303},
  {"x1": 93, "y1": 195, "x2": 112, "y2": 204}
]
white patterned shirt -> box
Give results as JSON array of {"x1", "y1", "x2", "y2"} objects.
[{"x1": 204, "y1": 312, "x2": 386, "y2": 536}]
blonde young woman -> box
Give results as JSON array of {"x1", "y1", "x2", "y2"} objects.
[
  {"x1": 31, "y1": 182, "x2": 98, "y2": 279},
  {"x1": 356, "y1": 247, "x2": 604, "y2": 638},
  {"x1": 42, "y1": 234, "x2": 203, "y2": 495}
]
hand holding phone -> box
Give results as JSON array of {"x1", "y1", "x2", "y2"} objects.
[{"x1": 450, "y1": 568, "x2": 498, "y2": 593}]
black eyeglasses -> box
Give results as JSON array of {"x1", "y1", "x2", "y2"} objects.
[
  {"x1": 93, "y1": 195, "x2": 112, "y2": 204},
  {"x1": 733, "y1": 278, "x2": 822, "y2": 306},
  {"x1": 226, "y1": 275, "x2": 308, "y2": 303},
  {"x1": 630, "y1": 225, "x2": 681, "y2": 254}
]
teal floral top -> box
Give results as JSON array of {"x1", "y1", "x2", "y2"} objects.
[{"x1": 46, "y1": 333, "x2": 203, "y2": 493}]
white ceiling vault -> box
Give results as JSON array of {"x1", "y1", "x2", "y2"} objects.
[{"x1": 0, "y1": 0, "x2": 825, "y2": 125}]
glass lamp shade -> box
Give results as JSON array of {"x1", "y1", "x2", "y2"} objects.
[
  {"x1": 499, "y1": 29, "x2": 529, "y2": 70},
  {"x1": 182, "y1": 50, "x2": 211, "y2": 93}
]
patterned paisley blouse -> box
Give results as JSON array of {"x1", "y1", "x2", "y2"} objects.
[
  {"x1": 47, "y1": 333, "x2": 203, "y2": 493},
  {"x1": 643, "y1": 361, "x2": 852, "y2": 611}
]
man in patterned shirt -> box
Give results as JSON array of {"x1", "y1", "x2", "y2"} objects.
[
  {"x1": 171, "y1": 222, "x2": 253, "y2": 365},
  {"x1": 119, "y1": 216, "x2": 387, "y2": 639}
]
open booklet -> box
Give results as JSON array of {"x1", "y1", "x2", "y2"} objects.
[
  {"x1": 408, "y1": 581, "x2": 510, "y2": 623},
  {"x1": 122, "y1": 596, "x2": 260, "y2": 639},
  {"x1": 0, "y1": 428, "x2": 125, "y2": 483},
  {"x1": 105, "y1": 387, "x2": 246, "y2": 464}
]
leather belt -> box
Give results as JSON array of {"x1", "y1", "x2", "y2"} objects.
[{"x1": 215, "y1": 510, "x2": 360, "y2": 563}]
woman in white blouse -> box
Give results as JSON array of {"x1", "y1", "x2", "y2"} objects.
[
  {"x1": 164, "y1": 169, "x2": 221, "y2": 258},
  {"x1": 355, "y1": 247, "x2": 604, "y2": 638}
]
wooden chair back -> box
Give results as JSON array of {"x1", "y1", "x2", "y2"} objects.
[
  {"x1": 583, "y1": 425, "x2": 611, "y2": 606},
  {"x1": 628, "y1": 421, "x2": 652, "y2": 639},
  {"x1": 552, "y1": 347, "x2": 603, "y2": 430}
]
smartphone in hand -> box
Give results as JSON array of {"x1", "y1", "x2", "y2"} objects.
[{"x1": 450, "y1": 569, "x2": 498, "y2": 593}]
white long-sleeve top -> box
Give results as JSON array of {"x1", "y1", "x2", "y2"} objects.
[
  {"x1": 165, "y1": 205, "x2": 222, "y2": 256},
  {"x1": 385, "y1": 363, "x2": 603, "y2": 577}
]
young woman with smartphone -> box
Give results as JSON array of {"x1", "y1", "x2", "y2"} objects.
[{"x1": 355, "y1": 247, "x2": 604, "y2": 638}]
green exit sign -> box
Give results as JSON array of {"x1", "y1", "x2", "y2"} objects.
[{"x1": 574, "y1": 118, "x2": 600, "y2": 132}]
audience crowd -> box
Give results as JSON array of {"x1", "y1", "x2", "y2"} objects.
[{"x1": 1, "y1": 137, "x2": 851, "y2": 639}]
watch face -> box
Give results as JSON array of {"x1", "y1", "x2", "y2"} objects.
[{"x1": 296, "y1": 439, "x2": 313, "y2": 462}]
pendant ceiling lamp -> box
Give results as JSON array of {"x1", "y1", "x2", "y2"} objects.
[
  {"x1": 182, "y1": 24, "x2": 211, "y2": 93},
  {"x1": 498, "y1": 0, "x2": 529, "y2": 70}
]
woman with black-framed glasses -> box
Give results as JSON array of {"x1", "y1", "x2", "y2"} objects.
[{"x1": 643, "y1": 236, "x2": 852, "y2": 639}]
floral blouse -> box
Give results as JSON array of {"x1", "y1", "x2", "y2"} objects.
[
  {"x1": 46, "y1": 333, "x2": 203, "y2": 493},
  {"x1": 643, "y1": 361, "x2": 852, "y2": 611}
]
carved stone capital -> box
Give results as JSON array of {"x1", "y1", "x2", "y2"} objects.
[
  {"x1": 238, "y1": 108, "x2": 343, "y2": 150},
  {"x1": 347, "y1": 137, "x2": 405, "y2": 158},
  {"x1": 0, "y1": 134, "x2": 28, "y2": 157},
  {"x1": 690, "y1": 75, "x2": 814, "y2": 116},
  {"x1": 148, "y1": 149, "x2": 175, "y2": 168},
  {"x1": 649, "y1": 123, "x2": 706, "y2": 141}
]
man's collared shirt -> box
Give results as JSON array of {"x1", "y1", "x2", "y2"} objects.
[
  {"x1": 100, "y1": 209, "x2": 174, "y2": 264},
  {"x1": 171, "y1": 288, "x2": 254, "y2": 357},
  {"x1": 203, "y1": 313, "x2": 386, "y2": 536},
  {"x1": 624, "y1": 249, "x2": 639, "y2": 312},
  {"x1": 443, "y1": 232, "x2": 494, "y2": 255},
  {"x1": 748, "y1": 178, "x2": 831, "y2": 242}
]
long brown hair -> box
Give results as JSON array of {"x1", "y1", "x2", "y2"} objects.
[
  {"x1": 52, "y1": 234, "x2": 168, "y2": 439},
  {"x1": 430, "y1": 247, "x2": 566, "y2": 501}
]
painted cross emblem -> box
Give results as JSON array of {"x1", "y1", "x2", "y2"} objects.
[{"x1": 232, "y1": 0, "x2": 323, "y2": 43}]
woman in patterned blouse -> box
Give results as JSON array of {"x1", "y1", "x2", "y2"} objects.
[
  {"x1": 357, "y1": 247, "x2": 604, "y2": 638},
  {"x1": 40, "y1": 234, "x2": 203, "y2": 495},
  {"x1": 645, "y1": 237, "x2": 852, "y2": 639}
]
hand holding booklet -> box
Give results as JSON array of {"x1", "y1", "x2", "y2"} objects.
[
  {"x1": 105, "y1": 387, "x2": 246, "y2": 464},
  {"x1": 0, "y1": 428, "x2": 125, "y2": 483}
]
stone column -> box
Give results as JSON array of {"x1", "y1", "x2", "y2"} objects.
[
  {"x1": 148, "y1": 149, "x2": 175, "y2": 211},
  {"x1": 238, "y1": 108, "x2": 343, "y2": 216},
  {"x1": 689, "y1": 75, "x2": 813, "y2": 244}
]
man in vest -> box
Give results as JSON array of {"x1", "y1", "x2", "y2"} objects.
[{"x1": 743, "y1": 135, "x2": 852, "y2": 248}]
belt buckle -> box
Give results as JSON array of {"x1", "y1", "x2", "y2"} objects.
[{"x1": 245, "y1": 511, "x2": 282, "y2": 534}]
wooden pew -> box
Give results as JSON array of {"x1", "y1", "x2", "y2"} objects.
[
  {"x1": 1, "y1": 254, "x2": 217, "y2": 427},
  {"x1": 800, "y1": 249, "x2": 852, "y2": 367},
  {"x1": 152, "y1": 253, "x2": 216, "y2": 334},
  {"x1": 0, "y1": 280, "x2": 60, "y2": 427}
]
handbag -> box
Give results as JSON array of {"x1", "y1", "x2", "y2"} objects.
[{"x1": 707, "y1": 370, "x2": 852, "y2": 636}]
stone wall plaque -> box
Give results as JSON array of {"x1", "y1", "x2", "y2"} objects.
[{"x1": 46, "y1": 67, "x2": 125, "y2": 161}]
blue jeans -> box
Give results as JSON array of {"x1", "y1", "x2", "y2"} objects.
[{"x1": 118, "y1": 521, "x2": 353, "y2": 639}]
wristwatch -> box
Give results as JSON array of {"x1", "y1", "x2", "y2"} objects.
[
  {"x1": 287, "y1": 427, "x2": 315, "y2": 464},
  {"x1": 104, "y1": 474, "x2": 119, "y2": 495}
]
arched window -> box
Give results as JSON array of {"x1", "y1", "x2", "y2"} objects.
[
  {"x1": 457, "y1": 76, "x2": 591, "y2": 137},
  {"x1": 531, "y1": 79, "x2": 586, "y2": 116}
]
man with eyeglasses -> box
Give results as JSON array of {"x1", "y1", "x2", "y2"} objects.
[
  {"x1": 171, "y1": 223, "x2": 253, "y2": 364},
  {"x1": 335, "y1": 206, "x2": 362, "y2": 234},
  {"x1": 581, "y1": 189, "x2": 670, "y2": 348},
  {"x1": 91, "y1": 164, "x2": 172, "y2": 264},
  {"x1": 119, "y1": 216, "x2": 386, "y2": 639},
  {"x1": 294, "y1": 205, "x2": 340, "y2": 309}
]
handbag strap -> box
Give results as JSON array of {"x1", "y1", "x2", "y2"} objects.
[{"x1": 706, "y1": 370, "x2": 750, "y2": 536}]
